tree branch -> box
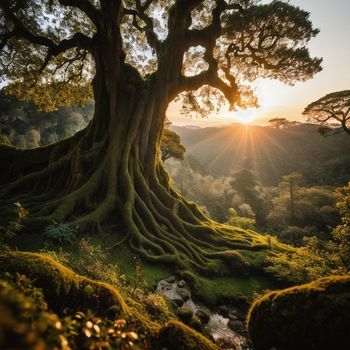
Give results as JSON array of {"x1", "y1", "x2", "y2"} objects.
[
  {"x1": 0, "y1": 3, "x2": 92, "y2": 55},
  {"x1": 57, "y1": 0, "x2": 99, "y2": 26},
  {"x1": 123, "y1": 4, "x2": 161, "y2": 54}
]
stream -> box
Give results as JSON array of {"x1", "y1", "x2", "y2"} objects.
[{"x1": 156, "y1": 277, "x2": 251, "y2": 350}]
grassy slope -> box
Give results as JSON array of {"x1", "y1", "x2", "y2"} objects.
[{"x1": 9, "y1": 228, "x2": 284, "y2": 307}]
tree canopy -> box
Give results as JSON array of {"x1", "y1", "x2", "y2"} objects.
[
  {"x1": 1, "y1": 0, "x2": 322, "y2": 114},
  {"x1": 303, "y1": 90, "x2": 350, "y2": 136},
  {"x1": 160, "y1": 128, "x2": 186, "y2": 163}
]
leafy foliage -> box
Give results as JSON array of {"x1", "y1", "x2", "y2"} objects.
[
  {"x1": 266, "y1": 183, "x2": 350, "y2": 284},
  {"x1": 226, "y1": 208, "x2": 256, "y2": 230},
  {"x1": 0, "y1": 90, "x2": 93, "y2": 147},
  {"x1": 0, "y1": 272, "x2": 143, "y2": 350},
  {"x1": 303, "y1": 90, "x2": 350, "y2": 136},
  {"x1": 160, "y1": 129, "x2": 186, "y2": 163},
  {"x1": 45, "y1": 222, "x2": 77, "y2": 245}
]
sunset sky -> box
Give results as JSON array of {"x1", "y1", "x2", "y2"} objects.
[{"x1": 168, "y1": 0, "x2": 350, "y2": 127}]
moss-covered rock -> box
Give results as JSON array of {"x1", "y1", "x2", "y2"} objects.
[
  {"x1": 177, "y1": 306, "x2": 193, "y2": 323},
  {"x1": 247, "y1": 275, "x2": 350, "y2": 350},
  {"x1": 0, "y1": 252, "x2": 220, "y2": 350},
  {"x1": 0, "y1": 251, "x2": 128, "y2": 317},
  {"x1": 156, "y1": 320, "x2": 219, "y2": 350}
]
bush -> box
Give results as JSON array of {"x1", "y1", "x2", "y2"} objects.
[{"x1": 45, "y1": 223, "x2": 77, "y2": 245}]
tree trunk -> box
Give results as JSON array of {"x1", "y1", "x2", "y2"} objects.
[{"x1": 0, "y1": 14, "x2": 269, "y2": 275}]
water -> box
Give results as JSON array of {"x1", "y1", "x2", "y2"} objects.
[{"x1": 156, "y1": 278, "x2": 249, "y2": 350}]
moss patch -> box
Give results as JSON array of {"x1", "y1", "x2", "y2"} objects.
[
  {"x1": 248, "y1": 275, "x2": 350, "y2": 350},
  {"x1": 192, "y1": 274, "x2": 278, "y2": 307},
  {"x1": 0, "y1": 251, "x2": 128, "y2": 317},
  {"x1": 0, "y1": 251, "x2": 221, "y2": 350},
  {"x1": 155, "y1": 320, "x2": 220, "y2": 350}
]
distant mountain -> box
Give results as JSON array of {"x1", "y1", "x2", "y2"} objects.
[{"x1": 171, "y1": 123, "x2": 350, "y2": 186}]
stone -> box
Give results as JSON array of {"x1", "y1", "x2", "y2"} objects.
[
  {"x1": 173, "y1": 298, "x2": 184, "y2": 307},
  {"x1": 228, "y1": 312, "x2": 239, "y2": 321},
  {"x1": 177, "y1": 307, "x2": 193, "y2": 323},
  {"x1": 166, "y1": 276, "x2": 176, "y2": 284},
  {"x1": 228, "y1": 319, "x2": 245, "y2": 334},
  {"x1": 195, "y1": 309, "x2": 210, "y2": 325},
  {"x1": 217, "y1": 305, "x2": 229, "y2": 318},
  {"x1": 176, "y1": 287, "x2": 190, "y2": 301},
  {"x1": 177, "y1": 280, "x2": 186, "y2": 288}
]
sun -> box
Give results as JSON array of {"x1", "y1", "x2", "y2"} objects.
[{"x1": 229, "y1": 108, "x2": 258, "y2": 124}]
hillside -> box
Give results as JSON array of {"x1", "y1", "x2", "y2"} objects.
[{"x1": 171, "y1": 123, "x2": 350, "y2": 186}]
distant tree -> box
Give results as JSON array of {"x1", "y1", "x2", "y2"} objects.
[
  {"x1": 160, "y1": 129, "x2": 186, "y2": 163},
  {"x1": 303, "y1": 90, "x2": 350, "y2": 136},
  {"x1": 230, "y1": 169, "x2": 266, "y2": 226},
  {"x1": 226, "y1": 208, "x2": 256, "y2": 230},
  {"x1": 267, "y1": 173, "x2": 339, "y2": 245},
  {"x1": 266, "y1": 183, "x2": 350, "y2": 282},
  {"x1": 230, "y1": 169, "x2": 259, "y2": 203},
  {"x1": 280, "y1": 171, "x2": 304, "y2": 223},
  {"x1": 0, "y1": 91, "x2": 92, "y2": 147},
  {"x1": 268, "y1": 117, "x2": 288, "y2": 129},
  {"x1": 332, "y1": 183, "x2": 350, "y2": 270}
]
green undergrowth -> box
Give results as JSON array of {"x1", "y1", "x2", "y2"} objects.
[
  {"x1": 192, "y1": 274, "x2": 279, "y2": 307},
  {"x1": 6, "y1": 229, "x2": 285, "y2": 309},
  {"x1": 248, "y1": 275, "x2": 350, "y2": 350},
  {"x1": 0, "y1": 251, "x2": 221, "y2": 350}
]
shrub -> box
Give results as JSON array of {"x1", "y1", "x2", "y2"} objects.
[{"x1": 45, "y1": 222, "x2": 77, "y2": 245}]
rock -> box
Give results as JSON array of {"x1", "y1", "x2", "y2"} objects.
[
  {"x1": 248, "y1": 275, "x2": 350, "y2": 350},
  {"x1": 217, "y1": 305, "x2": 229, "y2": 318},
  {"x1": 195, "y1": 309, "x2": 210, "y2": 325},
  {"x1": 166, "y1": 276, "x2": 176, "y2": 284},
  {"x1": 173, "y1": 298, "x2": 184, "y2": 307},
  {"x1": 176, "y1": 287, "x2": 190, "y2": 301},
  {"x1": 177, "y1": 280, "x2": 186, "y2": 288},
  {"x1": 228, "y1": 319, "x2": 245, "y2": 334},
  {"x1": 177, "y1": 307, "x2": 193, "y2": 323},
  {"x1": 228, "y1": 312, "x2": 239, "y2": 321},
  {"x1": 190, "y1": 317, "x2": 203, "y2": 332}
]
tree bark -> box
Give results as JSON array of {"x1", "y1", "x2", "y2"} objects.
[{"x1": 0, "y1": 8, "x2": 269, "y2": 274}]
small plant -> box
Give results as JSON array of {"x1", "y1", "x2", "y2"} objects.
[{"x1": 45, "y1": 222, "x2": 77, "y2": 245}]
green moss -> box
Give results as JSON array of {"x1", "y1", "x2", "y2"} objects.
[
  {"x1": 0, "y1": 251, "x2": 128, "y2": 317},
  {"x1": 0, "y1": 251, "x2": 224, "y2": 350},
  {"x1": 156, "y1": 320, "x2": 219, "y2": 350},
  {"x1": 177, "y1": 307, "x2": 193, "y2": 323},
  {"x1": 193, "y1": 274, "x2": 278, "y2": 307},
  {"x1": 248, "y1": 275, "x2": 350, "y2": 350}
]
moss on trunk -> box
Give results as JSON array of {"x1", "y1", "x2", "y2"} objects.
[{"x1": 0, "y1": 60, "x2": 271, "y2": 278}]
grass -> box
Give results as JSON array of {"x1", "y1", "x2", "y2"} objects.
[
  {"x1": 193, "y1": 274, "x2": 279, "y2": 307},
  {"x1": 8, "y1": 229, "x2": 282, "y2": 308}
]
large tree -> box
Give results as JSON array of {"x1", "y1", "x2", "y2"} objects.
[
  {"x1": 0, "y1": 0, "x2": 321, "y2": 272},
  {"x1": 303, "y1": 90, "x2": 350, "y2": 136}
]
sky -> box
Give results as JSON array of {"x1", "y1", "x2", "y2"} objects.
[{"x1": 168, "y1": 0, "x2": 350, "y2": 127}]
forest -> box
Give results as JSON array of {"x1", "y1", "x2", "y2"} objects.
[{"x1": 0, "y1": 1, "x2": 350, "y2": 350}]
